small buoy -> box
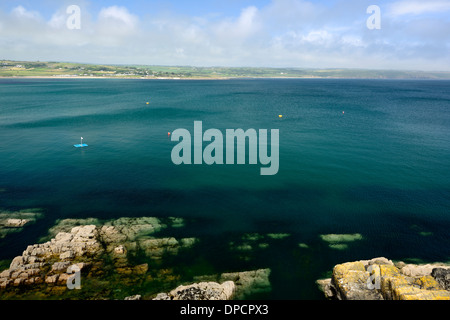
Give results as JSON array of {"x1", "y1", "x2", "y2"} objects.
[
  {"x1": 279, "y1": 115, "x2": 283, "y2": 118},
  {"x1": 342, "y1": 111, "x2": 345, "y2": 114},
  {"x1": 168, "y1": 132, "x2": 171, "y2": 136},
  {"x1": 146, "y1": 102, "x2": 150, "y2": 105}
]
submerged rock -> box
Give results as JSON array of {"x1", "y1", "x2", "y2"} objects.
[
  {"x1": 317, "y1": 257, "x2": 450, "y2": 300},
  {"x1": 220, "y1": 269, "x2": 271, "y2": 299},
  {"x1": 154, "y1": 268, "x2": 272, "y2": 301},
  {"x1": 102, "y1": 217, "x2": 165, "y2": 241},
  {"x1": 0, "y1": 216, "x2": 274, "y2": 301},
  {"x1": 0, "y1": 210, "x2": 43, "y2": 239},
  {"x1": 5, "y1": 219, "x2": 30, "y2": 227},
  {"x1": 193, "y1": 268, "x2": 272, "y2": 300},
  {"x1": 320, "y1": 233, "x2": 363, "y2": 250},
  {"x1": 320, "y1": 234, "x2": 363, "y2": 243},
  {"x1": 44, "y1": 218, "x2": 101, "y2": 240},
  {"x1": 0, "y1": 216, "x2": 201, "y2": 298}
]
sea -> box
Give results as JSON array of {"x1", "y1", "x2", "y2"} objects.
[{"x1": 0, "y1": 78, "x2": 449, "y2": 299}]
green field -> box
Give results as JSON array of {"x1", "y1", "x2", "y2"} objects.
[{"x1": 1, "y1": 60, "x2": 450, "y2": 79}]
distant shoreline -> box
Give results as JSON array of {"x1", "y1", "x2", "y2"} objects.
[
  {"x1": 0, "y1": 75, "x2": 318, "y2": 80},
  {"x1": 2, "y1": 60, "x2": 450, "y2": 80},
  {"x1": 1, "y1": 76, "x2": 448, "y2": 80},
  {"x1": 0, "y1": 75, "x2": 231, "y2": 80}
]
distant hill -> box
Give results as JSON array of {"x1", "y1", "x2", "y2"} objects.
[{"x1": 1, "y1": 60, "x2": 449, "y2": 79}]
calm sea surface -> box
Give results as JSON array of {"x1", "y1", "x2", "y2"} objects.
[{"x1": 0, "y1": 78, "x2": 449, "y2": 299}]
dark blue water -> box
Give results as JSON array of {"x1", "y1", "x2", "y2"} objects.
[{"x1": 0, "y1": 78, "x2": 449, "y2": 299}]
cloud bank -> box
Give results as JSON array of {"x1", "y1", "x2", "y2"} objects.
[{"x1": 0, "y1": 0, "x2": 449, "y2": 71}]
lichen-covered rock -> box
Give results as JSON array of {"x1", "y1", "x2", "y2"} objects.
[
  {"x1": 331, "y1": 260, "x2": 383, "y2": 300},
  {"x1": 318, "y1": 257, "x2": 450, "y2": 300}
]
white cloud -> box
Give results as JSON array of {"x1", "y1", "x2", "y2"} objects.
[
  {"x1": 388, "y1": 0, "x2": 450, "y2": 16},
  {"x1": 95, "y1": 6, "x2": 140, "y2": 45},
  {"x1": 48, "y1": 11, "x2": 67, "y2": 28},
  {"x1": 98, "y1": 6, "x2": 138, "y2": 29},
  {"x1": 237, "y1": 6, "x2": 259, "y2": 33},
  {"x1": 11, "y1": 5, "x2": 42, "y2": 20},
  {"x1": 341, "y1": 35, "x2": 365, "y2": 48},
  {"x1": 301, "y1": 30, "x2": 333, "y2": 45},
  {"x1": 213, "y1": 6, "x2": 261, "y2": 43}
]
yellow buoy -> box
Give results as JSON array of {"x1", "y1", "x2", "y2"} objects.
[
  {"x1": 279, "y1": 115, "x2": 283, "y2": 118},
  {"x1": 146, "y1": 102, "x2": 150, "y2": 105}
]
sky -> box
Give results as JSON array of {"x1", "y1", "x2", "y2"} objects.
[{"x1": 0, "y1": 0, "x2": 449, "y2": 70}]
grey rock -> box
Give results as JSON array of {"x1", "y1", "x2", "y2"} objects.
[
  {"x1": 55, "y1": 232, "x2": 73, "y2": 243},
  {"x1": 51, "y1": 262, "x2": 71, "y2": 272},
  {"x1": 125, "y1": 294, "x2": 142, "y2": 300},
  {"x1": 398, "y1": 262, "x2": 450, "y2": 277},
  {"x1": 6, "y1": 219, "x2": 29, "y2": 227},
  {"x1": 432, "y1": 268, "x2": 450, "y2": 291},
  {"x1": 159, "y1": 281, "x2": 235, "y2": 300},
  {"x1": 0, "y1": 270, "x2": 11, "y2": 278},
  {"x1": 45, "y1": 274, "x2": 59, "y2": 284},
  {"x1": 316, "y1": 279, "x2": 334, "y2": 299},
  {"x1": 153, "y1": 293, "x2": 170, "y2": 300},
  {"x1": 114, "y1": 245, "x2": 126, "y2": 255},
  {"x1": 59, "y1": 250, "x2": 75, "y2": 260},
  {"x1": 10, "y1": 256, "x2": 24, "y2": 270}
]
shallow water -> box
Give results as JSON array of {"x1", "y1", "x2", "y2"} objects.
[{"x1": 0, "y1": 78, "x2": 449, "y2": 299}]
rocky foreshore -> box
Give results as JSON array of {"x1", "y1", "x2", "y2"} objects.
[
  {"x1": 3, "y1": 214, "x2": 449, "y2": 301},
  {"x1": 317, "y1": 257, "x2": 450, "y2": 300},
  {"x1": 0, "y1": 216, "x2": 271, "y2": 300}
]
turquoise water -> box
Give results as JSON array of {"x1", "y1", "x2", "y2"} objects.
[{"x1": 0, "y1": 78, "x2": 450, "y2": 299}]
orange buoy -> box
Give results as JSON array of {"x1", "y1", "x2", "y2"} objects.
[{"x1": 168, "y1": 132, "x2": 171, "y2": 136}]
